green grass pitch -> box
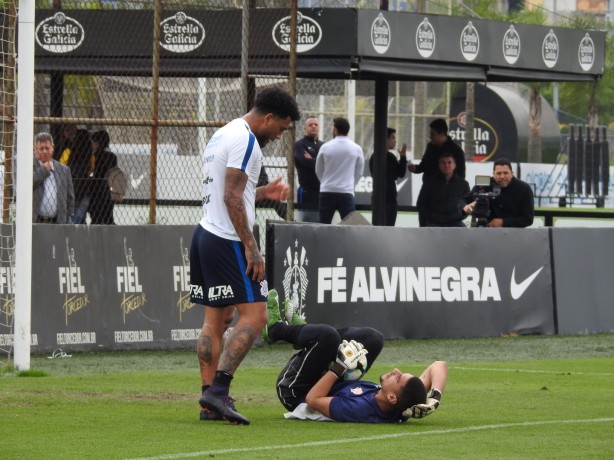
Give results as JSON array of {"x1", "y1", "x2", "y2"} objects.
[{"x1": 1, "y1": 334, "x2": 613, "y2": 459}]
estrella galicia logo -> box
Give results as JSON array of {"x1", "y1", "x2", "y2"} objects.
[
  {"x1": 36, "y1": 12, "x2": 85, "y2": 53},
  {"x1": 542, "y1": 29, "x2": 559, "y2": 69},
  {"x1": 416, "y1": 18, "x2": 435, "y2": 58},
  {"x1": 272, "y1": 13, "x2": 322, "y2": 53},
  {"x1": 160, "y1": 12, "x2": 205, "y2": 53},
  {"x1": 371, "y1": 13, "x2": 391, "y2": 55},
  {"x1": 502, "y1": 25, "x2": 521, "y2": 65},
  {"x1": 578, "y1": 33, "x2": 595, "y2": 72},
  {"x1": 282, "y1": 239, "x2": 309, "y2": 320},
  {"x1": 460, "y1": 21, "x2": 480, "y2": 62},
  {"x1": 449, "y1": 112, "x2": 500, "y2": 162}
]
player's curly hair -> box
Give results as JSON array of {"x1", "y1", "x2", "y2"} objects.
[
  {"x1": 254, "y1": 86, "x2": 300, "y2": 121},
  {"x1": 397, "y1": 376, "x2": 427, "y2": 411}
]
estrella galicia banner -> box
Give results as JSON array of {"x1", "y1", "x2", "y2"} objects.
[
  {"x1": 267, "y1": 223, "x2": 554, "y2": 339},
  {"x1": 29, "y1": 8, "x2": 604, "y2": 79}
]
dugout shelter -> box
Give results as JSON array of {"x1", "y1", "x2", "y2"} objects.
[{"x1": 28, "y1": 6, "x2": 606, "y2": 225}]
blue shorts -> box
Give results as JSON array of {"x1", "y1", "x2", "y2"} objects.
[{"x1": 189, "y1": 225, "x2": 268, "y2": 307}]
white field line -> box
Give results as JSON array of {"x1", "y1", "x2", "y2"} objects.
[
  {"x1": 126, "y1": 417, "x2": 614, "y2": 460},
  {"x1": 451, "y1": 366, "x2": 614, "y2": 376}
]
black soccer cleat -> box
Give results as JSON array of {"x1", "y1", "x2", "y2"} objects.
[
  {"x1": 200, "y1": 405, "x2": 223, "y2": 421},
  {"x1": 199, "y1": 393, "x2": 250, "y2": 425}
]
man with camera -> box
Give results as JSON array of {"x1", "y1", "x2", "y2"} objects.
[{"x1": 463, "y1": 158, "x2": 534, "y2": 228}]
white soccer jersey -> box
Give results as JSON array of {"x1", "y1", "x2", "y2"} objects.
[{"x1": 199, "y1": 118, "x2": 262, "y2": 240}]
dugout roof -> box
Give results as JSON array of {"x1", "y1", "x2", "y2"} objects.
[{"x1": 30, "y1": 8, "x2": 605, "y2": 82}]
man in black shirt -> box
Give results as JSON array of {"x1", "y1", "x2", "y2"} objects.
[
  {"x1": 417, "y1": 153, "x2": 469, "y2": 227},
  {"x1": 369, "y1": 127, "x2": 407, "y2": 226},
  {"x1": 409, "y1": 119, "x2": 466, "y2": 227},
  {"x1": 294, "y1": 116, "x2": 323, "y2": 222},
  {"x1": 409, "y1": 118, "x2": 465, "y2": 180},
  {"x1": 463, "y1": 158, "x2": 534, "y2": 228}
]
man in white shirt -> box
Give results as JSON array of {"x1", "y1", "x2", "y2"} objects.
[
  {"x1": 191, "y1": 86, "x2": 300, "y2": 425},
  {"x1": 315, "y1": 117, "x2": 365, "y2": 224}
]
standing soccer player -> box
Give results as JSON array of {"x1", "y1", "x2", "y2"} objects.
[{"x1": 191, "y1": 86, "x2": 300, "y2": 425}]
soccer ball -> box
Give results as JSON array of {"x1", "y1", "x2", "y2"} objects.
[{"x1": 342, "y1": 354, "x2": 368, "y2": 381}]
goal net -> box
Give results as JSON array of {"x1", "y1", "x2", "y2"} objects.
[{"x1": 0, "y1": 1, "x2": 17, "y2": 370}]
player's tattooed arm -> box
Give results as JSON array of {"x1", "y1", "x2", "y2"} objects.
[{"x1": 224, "y1": 167, "x2": 265, "y2": 281}]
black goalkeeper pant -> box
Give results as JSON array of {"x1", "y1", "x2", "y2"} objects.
[{"x1": 273, "y1": 323, "x2": 384, "y2": 411}]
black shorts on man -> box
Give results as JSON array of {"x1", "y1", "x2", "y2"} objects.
[{"x1": 189, "y1": 225, "x2": 268, "y2": 306}]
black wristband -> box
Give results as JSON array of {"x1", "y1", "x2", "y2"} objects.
[{"x1": 329, "y1": 362, "x2": 346, "y2": 379}]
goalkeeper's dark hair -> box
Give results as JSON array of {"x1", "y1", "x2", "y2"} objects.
[{"x1": 397, "y1": 376, "x2": 427, "y2": 411}]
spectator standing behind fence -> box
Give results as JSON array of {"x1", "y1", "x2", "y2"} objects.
[
  {"x1": 315, "y1": 117, "x2": 365, "y2": 224},
  {"x1": 88, "y1": 130, "x2": 118, "y2": 225},
  {"x1": 369, "y1": 127, "x2": 407, "y2": 226},
  {"x1": 417, "y1": 153, "x2": 469, "y2": 227},
  {"x1": 408, "y1": 119, "x2": 466, "y2": 180},
  {"x1": 463, "y1": 157, "x2": 534, "y2": 228},
  {"x1": 56, "y1": 128, "x2": 92, "y2": 224},
  {"x1": 294, "y1": 116, "x2": 323, "y2": 222},
  {"x1": 33, "y1": 132, "x2": 75, "y2": 224},
  {"x1": 54, "y1": 123, "x2": 77, "y2": 162},
  {"x1": 409, "y1": 119, "x2": 465, "y2": 227}
]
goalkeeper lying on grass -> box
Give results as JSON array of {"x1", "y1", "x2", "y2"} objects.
[{"x1": 262, "y1": 289, "x2": 448, "y2": 423}]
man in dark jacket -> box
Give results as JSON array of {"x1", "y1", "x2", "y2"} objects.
[
  {"x1": 89, "y1": 130, "x2": 118, "y2": 225},
  {"x1": 369, "y1": 127, "x2": 407, "y2": 226},
  {"x1": 294, "y1": 116, "x2": 323, "y2": 222},
  {"x1": 463, "y1": 158, "x2": 534, "y2": 228},
  {"x1": 409, "y1": 119, "x2": 465, "y2": 227},
  {"x1": 417, "y1": 153, "x2": 469, "y2": 227},
  {"x1": 409, "y1": 118, "x2": 465, "y2": 180}
]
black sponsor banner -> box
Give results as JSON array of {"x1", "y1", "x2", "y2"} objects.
[
  {"x1": 33, "y1": 9, "x2": 355, "y2": 58},
  {"x1": 357, "y1": 10, "x2": 604, "y2": 75},
  {"x1": 0, "y1": 224, "x2": 17, "y2": 348},
  {"x1": 31, "y1": 225, "x2": 203, "y2": 352},
  {"x1": 14, "y1": 224, "x2": 610, "y2": 352},
  {"x1": 268, "y1": 223, "x2": 554, "y2": 339},
  {"x1": 30, "y1": 8, "x2": 603, "y2": 78},
  {"x1": 552, "y1": 228, "x2": 614, "y2": 334}
]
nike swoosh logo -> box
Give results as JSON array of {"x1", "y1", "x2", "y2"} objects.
[
  {"x1": 396, "y1": 177, "x2": 409, "y2": 192},
  {"x1": 510, "y1": 266, "x2": 544, "y2": 300}
]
